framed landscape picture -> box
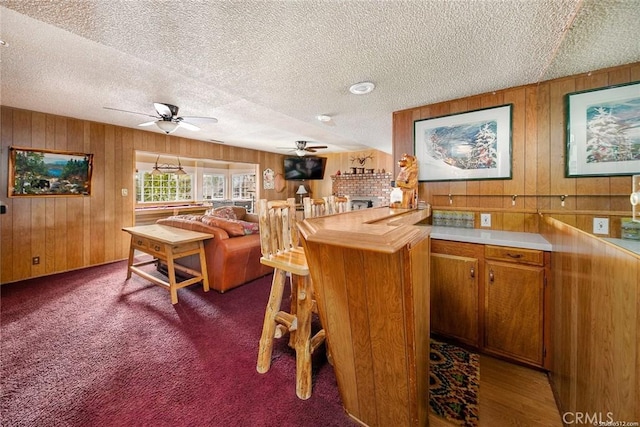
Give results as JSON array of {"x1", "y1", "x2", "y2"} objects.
[
  {"x1": 566, "y1": 81, "x2": 640, "y2": 177},
  {"x1": 414, "y1": 104, "x2": 512, "y2": 182},
  {"x1": 8, "y1": 146, "x2": 94, "y2": 197}
]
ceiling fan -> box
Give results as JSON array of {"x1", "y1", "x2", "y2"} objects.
[
  {"x1": 103, "y1": 102, "x2": 217, "y2": 134},
  {"x1": 278, "y1": 140, "x2": 328, "y2": 157}
]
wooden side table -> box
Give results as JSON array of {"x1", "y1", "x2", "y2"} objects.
[{"x1": 122, "y1": 224, "x2": 213, "y2": 304}]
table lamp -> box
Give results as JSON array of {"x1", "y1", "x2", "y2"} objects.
[{"x1": 296, "y1": 184, "x2": 308, "y2": 204}]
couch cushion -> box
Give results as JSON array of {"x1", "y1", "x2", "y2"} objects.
[
  {"x1": 157, "y1": 217, "x2": 230, "y2": 239},
  {"x1": 202, "y1": 216, "x2": 245, "y2": 237},
  {"x1": 201, "y1": 215, "x2": 260, "y2": 236}
]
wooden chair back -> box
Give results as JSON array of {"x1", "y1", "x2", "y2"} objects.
[
  {"x1": 257, "y1": 198, "x2": 298, "y2": 260},
  {"x1": 334, "y1": 195, "x2": 351, "y2": 213},
  {"x1": 324, "y1": 195, "x2": 351, "y2": 214},
  {"x1": 303, "y1": 197, "x2": 328, "y2": 218}
]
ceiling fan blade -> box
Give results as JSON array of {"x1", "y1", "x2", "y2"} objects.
[
  {"x1": 154, "y1": 102, "x2": 176, "y2": 119},
  {"x1": 181, "y1": 116, "x2": 218, "y2": 124},
  {"x1": 306, "y1": 148, "x2": 317, "y2": 153},
  {"x1": 178, "y1": 121, "x2": 200, "y2": 131},
  {"x1": 103, "y1": 106, "x2": 157, "y2": 118},
  {"x1": 138, "y1": 121, "x2": 157, "y2": 127},
  {"x1": 307, "y1": 145, "x2": 328, "y2": 149}
]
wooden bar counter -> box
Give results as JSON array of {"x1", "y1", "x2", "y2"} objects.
[{"x1": 298, "y1": 206, "x2": 431, "y2": 427}]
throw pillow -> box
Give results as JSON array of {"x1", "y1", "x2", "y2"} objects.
[
  {"x1": 211, "y1": 206, "x2": 238, "y2": 220},
  {"x1": 237, "y1": 220, "x2": 260, "y2": 235},
  {"x1": 178, "y1": 214, "x2": 205, "y2": 222}
]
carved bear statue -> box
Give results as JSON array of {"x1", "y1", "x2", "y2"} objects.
[{"x1": 395, "y1": 153, "x2": 418, "y2": 209}]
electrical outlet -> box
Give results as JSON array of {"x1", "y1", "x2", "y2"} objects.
[
  {"x1": 593, "y1": 217, "x2": 609, "y2": 235},
  {"x1": 480, "y1": 213, "x2": 491, "y2": 228},
  {"x1": 32, "y1": 256, "x2": 40, "y2": 265}
]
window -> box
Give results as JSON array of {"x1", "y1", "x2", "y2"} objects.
[
  {"x1": 202, "y1": 173, "x2": 225, "y2": 200},
  {"x1": 136, "y1": 172, "x2": 193, "y2": 202},
  {"x1": 232, "y1": 173, "x2": 256, "y2": 200},
  {"x1": 134, "y1": 151, "x2": 258, "y2": 207}
]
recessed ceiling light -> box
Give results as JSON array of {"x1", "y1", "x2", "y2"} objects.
[
  {"x1": 316, "y1": 114, "x2": 331, "y2": 122},
  {"x1": 0, "y1": 40, "x2": 8, "y2": 47},
  {"x1": 349, "y1": 81, "x2": 375, "y2": 95}
]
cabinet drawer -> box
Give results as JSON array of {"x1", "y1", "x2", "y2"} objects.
[
  {"x1": 146, "y1": 240, "x2": 166, "y2": 258},
  {"x1": 431, "y1": 239, "x2": 484, "y2": 258},
  {"x1": 485, "y1": 245, "x2": 543, "y2": 266},
  {"x1": 131, "y1": 236, "x2": 149, "y2": 251}
]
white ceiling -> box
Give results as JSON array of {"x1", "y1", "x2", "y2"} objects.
[{"x1": 1, "y1": 1, "x2": 639, "y2": 155}]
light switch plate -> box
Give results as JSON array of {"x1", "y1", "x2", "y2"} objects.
[
  {"x1": 121, "y1": 188, "x2": 128, "y2": 197},
  {"x1": 481, "y1": 213, "x2": 491, "y2": 227},
  {"x1": 593, "y1": 217, "x2": 609, "y2": 235}
]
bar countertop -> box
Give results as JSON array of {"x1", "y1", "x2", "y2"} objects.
[
  {"x1": 298, "y1": 206, "x2": 431, "y2": 253},
  {"x1": 430, "y1": 225, "x2": 553, "y2": 251}
]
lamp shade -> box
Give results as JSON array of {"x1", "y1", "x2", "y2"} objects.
[{"x1": 296, "y1": 185, "x2": 308, "y2": 195}]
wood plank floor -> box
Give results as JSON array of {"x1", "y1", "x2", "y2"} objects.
[{"x1": 429, "y1": 355, "x2": 563, "y2": 427}]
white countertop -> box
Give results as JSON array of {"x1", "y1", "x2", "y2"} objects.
[
  {"x1": 604, "y1": 238, "x2": 640, "y2": 255},
  {"x1": 429, "y1": 226, "x2": 553, "y2": 251}
]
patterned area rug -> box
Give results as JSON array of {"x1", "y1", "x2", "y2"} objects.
[{"x1": 429, "y1": 339, "x2": 480, "y2": 426}]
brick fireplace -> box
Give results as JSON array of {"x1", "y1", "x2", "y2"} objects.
[{"x1": 331, "y1": 172, "x2": 394, "y2": 208}]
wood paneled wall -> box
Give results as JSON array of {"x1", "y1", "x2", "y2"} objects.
[
  {"x1": 393, "y1": 62, "x2": 640, "y2": 235},
  {"x1": 540, "y1": 216, "x2": 639, "y2": 422},
  {"x1": 0, "y1": 106, "x2": 291, "y2": 284}
]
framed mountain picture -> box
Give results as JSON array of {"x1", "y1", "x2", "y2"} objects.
[
  {"x1": 414, "y1": 104, "x2": 512, "y2": 182},
  {"x1": 565, "y1": 81, "x2": 640, "y2": 177}
]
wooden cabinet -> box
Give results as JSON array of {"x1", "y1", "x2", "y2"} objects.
[
  {"x1": 430, "y1": 240, "x2": 481, "y2": 347},
  {"x1": 431, "y1": 239, "x2": 550, "y2": 368},
  {"x1": 484, "y1": 245, "x2": 545, "y2": 366}
]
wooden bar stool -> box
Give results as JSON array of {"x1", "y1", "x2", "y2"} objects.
[
  {"x1": 333, "y1": 195, "x2": 352, "y2": 213},
  {"x1": 323, "y1": 195, "x2": 351, "y2": 215},
  {"x1": 256, "y1": 198, "x2": 325, "y2": 400},
  {"x1": 302, "y1": 197, "x2": 328, "y2": 218}
]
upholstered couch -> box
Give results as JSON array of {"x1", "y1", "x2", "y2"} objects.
[{"x1": 156, "y1": 206, "x2": 272, "y2": 293}]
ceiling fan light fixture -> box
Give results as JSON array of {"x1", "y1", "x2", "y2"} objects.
[
  {"x1": 295, "y1": 149, "x2": 307, "y2": 157},
  {"x1": 349, "y1": 81, "x2": 375, "y2": 95},
  {"x1": 155, "y1": 120, "x2": 179, "y2": 134}
]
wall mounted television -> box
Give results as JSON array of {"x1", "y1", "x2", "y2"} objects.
[{"x1": 283, "y1": 156, "x2": 327, "y2": 180}]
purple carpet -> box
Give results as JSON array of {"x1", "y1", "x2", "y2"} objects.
[{"x1": 1, "y1": 260, "x2": 354, "y2": 426}]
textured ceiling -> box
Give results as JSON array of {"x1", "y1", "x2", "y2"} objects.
[{"x1": 1, "y1": 1, "x2": 639, "y2": 155}]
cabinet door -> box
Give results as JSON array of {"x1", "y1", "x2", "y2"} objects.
[
  {"x1": 430, "y1": 253, "x2": 479, "y2": 346},
  {"x1": 484, "y1": 261, "x2": 544, "y2": 365}
]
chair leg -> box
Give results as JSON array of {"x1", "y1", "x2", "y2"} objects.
[
  {"x1": 288, "y1": 274, "x2": 299, "y2": 348},
  {"x1": 294, "y1": 274, "x2": 313, "y2": 400},
  {"x1": 257, "y1": 268, "x2": 287, "y2": 374}
]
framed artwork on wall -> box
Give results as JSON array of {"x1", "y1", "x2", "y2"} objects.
[
  {"x1": 414, "y1": 104, "x2": 512, "y2": 182},
  {"x1": 8, "y1": 146, "x2": 94, "y2": 197},
  {"x1": 565, "y1": 81, "x2": 640, "y2": 177}
]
